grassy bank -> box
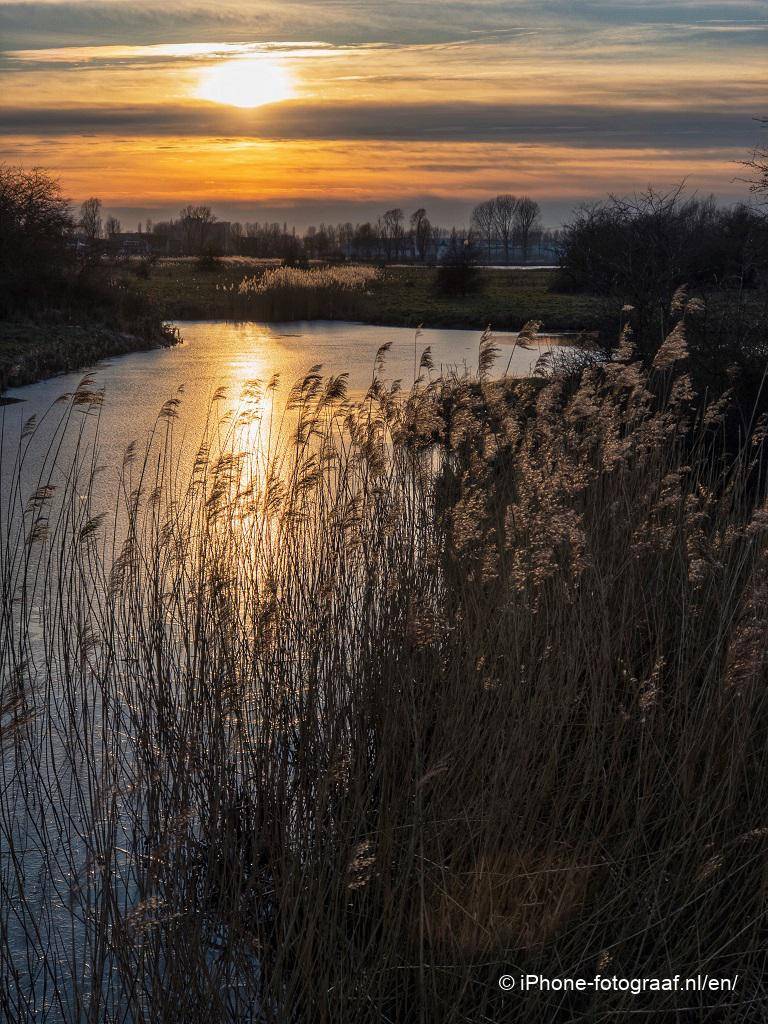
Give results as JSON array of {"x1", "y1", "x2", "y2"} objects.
[
  {"x1": 3, "y1": 311, "x2": 768, "y2": 1020},
  {"x1": 121, "y1": 258, "x2": 615, "y2": 332},
  {"x1": 0, "y1": 316, "x2": 179, "y2": 395}
]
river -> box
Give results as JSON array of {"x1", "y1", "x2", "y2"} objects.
[
  {"x1": 2, "y1": 320, "x2": 555, "y2": 429},
  {"x1": 1, "y1": 319, "x2": 559, "y2": 494}
]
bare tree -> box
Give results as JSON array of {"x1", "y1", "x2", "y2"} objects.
[
  {"x1": 381, "y1": 208, "x2": 405, "y2": 261},
  {"x1": 514, "y1": 196, "x2": 541, "y2": 261},
  {"x1": 230, "y1": 221, "x2": 244, "y2": 254},
  {"x1": 338, "y1": 221, "x2": 354, "y2": 258},
  {"x1": 492, "y1": 194, "x2": 518, "y2": 265},
  {"x1": 178, "y1": 204, "x2": 217, "y2": 255},
  {"x1": 470, "y1": 199, "x2": 496, "y2": 263},
  {"x1": 743, "y1": 121, "x2": 768, "y2": 205},
  {"x1": 105, "y1": 215, "x2": 121, "y2": 240},
  {"x1": 0, "y1": 165, "x2": 74, "y2": 311},
  {"x1": 79, "y1": 197, "x2": 102, "y2": 242},
  {"x1": 410, "y1": 208, "x2": 432, "y2": 262},
  {"x1": 353, "y1": 222, "x2": 378, "y2": 260},
  {"x1": 431, "y1": 224, "x2": 443, "y2": 263}
]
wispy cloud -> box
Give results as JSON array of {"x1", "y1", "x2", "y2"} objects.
[{"x1": 2, "y1": 0, "x2": 766, "y2": 49}]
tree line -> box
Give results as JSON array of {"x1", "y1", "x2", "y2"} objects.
[{"x1": 70, "y1": 196, "x2": 556, "y2": 265}]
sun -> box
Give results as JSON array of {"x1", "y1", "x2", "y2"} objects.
[{"x1": 196, "y1": 56, "x2": 294, "y2": 109}]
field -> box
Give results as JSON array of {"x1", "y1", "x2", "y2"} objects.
[{"x1": 120, "y1": 259, "x2": 615, "y2": 332}]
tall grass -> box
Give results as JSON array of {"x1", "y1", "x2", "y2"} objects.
[
  {"x1": 2, "y1": 304, "x2": 768, "y2": 1021},
  {"x1": 234, "y1": 265, "x2": 381, "y2": 320}
]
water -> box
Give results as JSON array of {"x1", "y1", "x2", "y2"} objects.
[
  {"x1": 3, "y1": 319, "x2": 554, "y2": 431},
  {"x1": 1, "y1": 320, "x2": 559, "y2": 493}
]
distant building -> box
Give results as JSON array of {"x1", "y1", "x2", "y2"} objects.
[{"x1": 115, "y1": 232, "x2": 151, "y2": 256}]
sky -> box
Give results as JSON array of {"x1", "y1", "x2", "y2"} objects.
[{"x1": 1, "y1": 0, "x2": 766, "y2": 229}]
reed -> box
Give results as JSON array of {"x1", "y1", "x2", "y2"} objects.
[
  {"x1": 1, "y1": 304, "x2": 768, "y2": 1022},
  {"x1": 234, "y1": 264, "x2": 381, "y2": 320}
]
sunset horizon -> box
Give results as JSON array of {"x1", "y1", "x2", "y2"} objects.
[{"x1": 2, "y1": 0, "x2": 766, "y2": 228}]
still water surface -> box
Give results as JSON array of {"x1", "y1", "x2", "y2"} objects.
[{"x1": 2, "y1": 319, "x2": 555, "y2": 455}]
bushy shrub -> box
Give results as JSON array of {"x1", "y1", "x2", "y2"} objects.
[
  {"x1": 558, "y1": 188, "x2": 768, "y2": 302},
  {"x1": 436, "y1": 228, "x2": 482, "y2": 296},
  {"x1": 557, "y1": 189, "x2": 768, "y2": 416}
]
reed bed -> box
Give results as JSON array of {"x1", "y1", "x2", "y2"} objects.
[
  {"x1": 233, "y1": 265, "x2": 381, "y2": 320},
  {"x1": 1, "y1": 305, "x2": 768, "y2": 1022}
]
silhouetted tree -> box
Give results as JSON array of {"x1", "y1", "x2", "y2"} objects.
[
  {"x1": 381, "y1": 208, "x2": 405, "y2": 261},
  {"x1": 353, "y1": 222, "x2": 378, "y2": 260},
  {"x1": 230, "y1": 221, "x2": 244, "y2": 254},
  {"x1": 743, "y1": 121, "x2": 768, "y2": 205},
  {"x1": 492, "y1": 194, "x2": 518, "y2": 265},
  {"x1": 411, "y1": 208, "x2": 433, "y2": 262},
  {"x1": 514, "y1": 196, "x2": 541, "y2": 261},
  {"x1": 0, "y1": 164, "x2": 74, "y2": 312},
  {"x1": 79, "y1": 197, "x2": 102, "y2": 244},
  {"x1": 178, "y1": 204, "x2": 216, "y2": 255},
  {"x1": 470, "y1": 199, "x2": 496, "y2": 263}
]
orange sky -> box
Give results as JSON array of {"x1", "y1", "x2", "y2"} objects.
[{"x1": 1, "y1": 2, "x2": 766, "y2": 225}]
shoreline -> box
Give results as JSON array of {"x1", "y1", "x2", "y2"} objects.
[
  {"x1": 0, "y1": 263, "x2": 610, "y2": 394},
  {"x1": 0, "y1": 317, "x2": 180, "y2": 396},
  {"x1": 121, "y1": 263, "x2": 614, "y2": 334},
  {"x1": 0, "y1": 314, "x2": 594, "y2": 397}
]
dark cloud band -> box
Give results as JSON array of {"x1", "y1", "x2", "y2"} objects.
[{"x1": 0, "y1": 101, "x2": 760, "y2": 150}]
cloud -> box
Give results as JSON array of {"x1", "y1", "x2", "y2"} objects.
[
  {"x1": 2, "y1": 0, "x2": 763, "y2": 208},
  {"x1": 0, "y1": 1, "x2": 532, "y2": 49},
  {"x1": 1, "y1": 100, "x2": 761, "y2": 150},
  {"x1": 2, "y1": 0, "x2": 766, "y2": 51}
]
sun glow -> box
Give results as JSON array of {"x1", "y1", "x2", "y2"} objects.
[{"x1": 196, "y1": 56, "x2": 294, "y2": 109}]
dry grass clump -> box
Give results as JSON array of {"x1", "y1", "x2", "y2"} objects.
[
  {"x1": 239, "y1": 264, "x2": 381, "y2": 294},
  {"x1": 235, "y1": 264, "x2": 381, "y2": 319},
  {"x1": 2, "y1": 304, "x2": 768, "y2": 1021}
]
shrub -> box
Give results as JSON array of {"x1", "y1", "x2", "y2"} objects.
[
  {"x1": 196, "y1": 246, "x2": 222, "y2": 272},
  {"x1": 558, "y1": 188, "x2": 768, "y2": 302},
  {"x1": 557, "y1": 190, "x2": 768, "y2": 413},
  {"x1": 436, "y1": 229, "x2": 482, "y2": 296}
]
